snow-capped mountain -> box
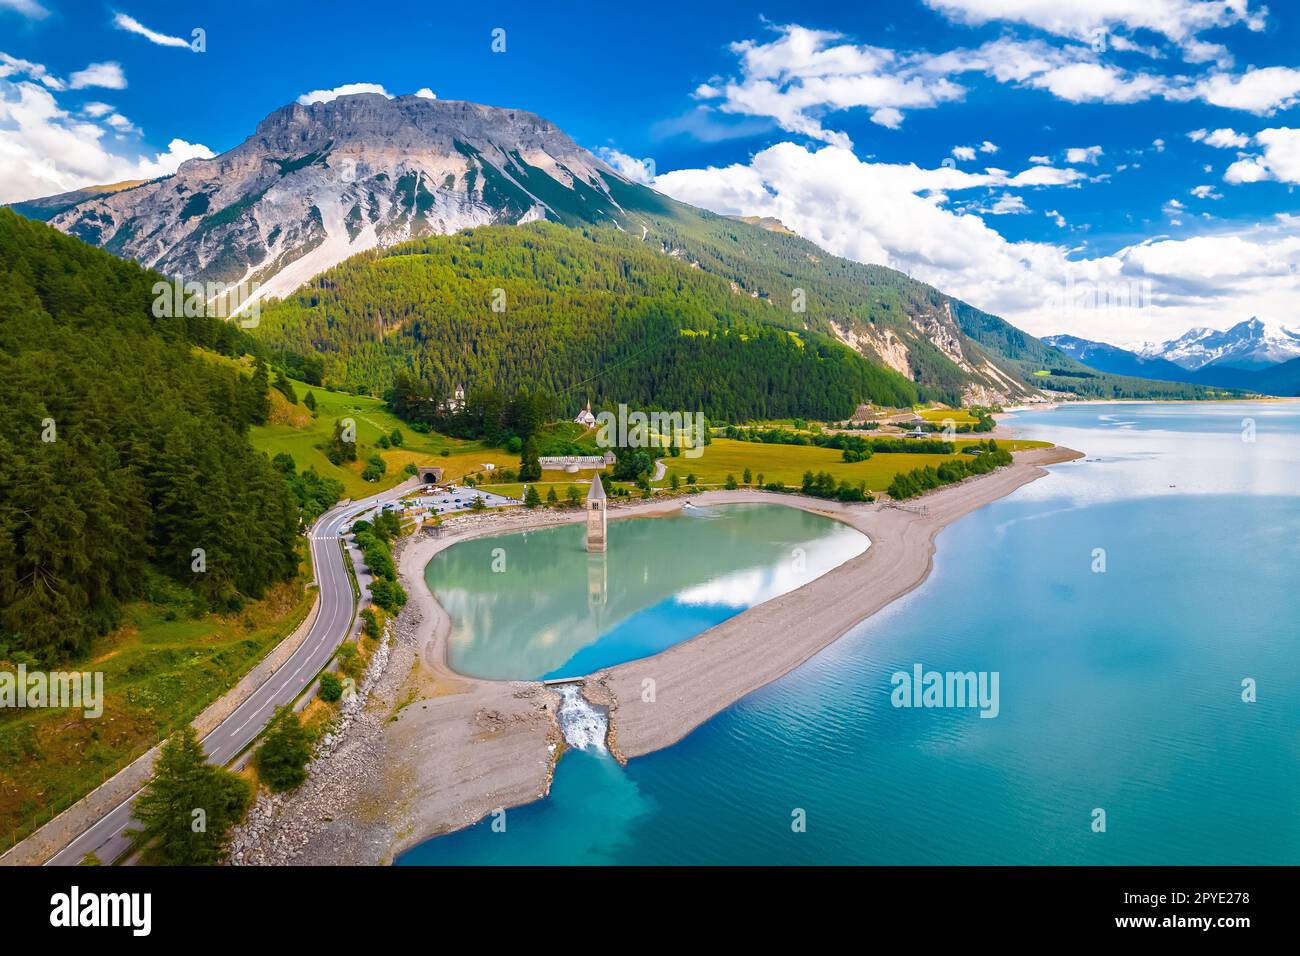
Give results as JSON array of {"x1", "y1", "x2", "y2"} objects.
[
  {"x1": 1133, "y1": 319, "x2": 1300, "y2": 371},
  {"x1": 35, "y1": 94, "x2": 635, "y2": 309},
  {"x1": 1044, "y1": 334, "x2": 1193, "y2": 380}
]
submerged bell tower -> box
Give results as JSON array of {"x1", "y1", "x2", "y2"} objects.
[{"x1": 585, "y1": 471, "x2": 607, "y2": 553}]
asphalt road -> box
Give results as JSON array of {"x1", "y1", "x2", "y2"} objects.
[{"x1": 45, "y1": 479, "x2": 416, "y2": 866}]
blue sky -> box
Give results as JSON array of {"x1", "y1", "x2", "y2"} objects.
[{"x1": 3, "y1": 0, "x2": 1300, "y2": 344}]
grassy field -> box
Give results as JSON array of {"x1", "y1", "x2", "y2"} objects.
[
  {"x1": 249, "y1": 381, "x2": 518, "y2": 499},
  {"x1": 916, "y1": 407, "x2": 982, "y2": 425},
  {"x1": 0, "y1": 568, "x2": 315, "y2": 852},
  {"x1": 654, "y1": 437, "x2": 1050, "y2": 493}
]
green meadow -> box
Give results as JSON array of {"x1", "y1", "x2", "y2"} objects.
[
  {"x1": 249, "y1": 380, "x2": 518, "y2": 499},
  {"x1": 655, "y1": 437, "x2": 1049, "y2": 494}
]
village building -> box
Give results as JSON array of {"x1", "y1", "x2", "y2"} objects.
[
  {"x1": 538, "y1": 451, "x2": 616, "y2": 473},
  {"x1": 439, "y1": 383, "x2": 467, "y2": 413}
]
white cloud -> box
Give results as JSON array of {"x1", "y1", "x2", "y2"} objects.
[
  {"x1": 1182, "y1": 39, "x2": 1233, "y2": 67},
  {"x1": 870, "y1": 107, "x2": 904, "y2": 128},
  {"x1": 112, "y1": 13, "x2": 189, "y2": 48},
  {"x1": 1223, "y1": 156, "x2": 1270, "y2": 183},
  {"x1": 1124, "y1": 233, "x2": 1298, "y2": 285},
  {"x1": 1026, "y1": 61, "x2": 1167, "y2": 103},
  {"x1": 652, "y1": 140, "x2": 1300, "y2": 343},
  {"x1": 921, "y1": 0, "x2": 1266, "y2": 48},
  {"x1": 702, "y1": 25, "x2": 967, "y2": 146},
  {"x1": 951, "y1": 145, "x2": 976, "y2": 161},
  {"x1": 1221, "y1": 127, "x2": 1300, "y2": 185},
  {"x1": 105, "y1": 112, "x2": 138, "y2": 134},
  {"x1": 1190, "y1": 184, "x2": 1223, "y2": 199},
  {"x1": 413, "y1": 88, "x2": 436, "y2": 99},
  {"x1": 1007, "y1": 165, "x2": 1085, "y2": 187},
  {"x1": 81, "y1": 101, "x2": 114, "y2": 118},
  {"x1": 596, "y1": 147, "x2": 656, "y2": 184},
  {"x1": 1188, "y1": 127, "x2": 1250, "y2": 148},
  {"x1": 134, "y1": 138, "x2": 214, "y2": 178},
  {"x1": 1193, "y1": 67, "x2": 1300, "y2": 114},
  {"x1": 1065, "y1": 145, "x2": 1103, "y2": 164},
  {"x1": 978, "y1": 140, "x2": 999, "y2": 153},
  {"x1": 68, "y1": 62, "x2": 126, "y2": 90},
  {"x1": 921, "y1": 37, "x2": 1171, "y2": 105},
  {"x1": 1, "y1": 52, "x2": 65, "y2": 90},
  {"x1": 0, "y1": 0, "x2": 49, "y2": 18},
  {"x1": 683, "y1": 23, "x2": 1300, "y2": 152},
  {"x1": 985, "y1": 192, "x2": 1029, "y2": 214},
  {"x1": 0, "y1": 75, "x2": 212, "y2": 203},
  {"x1": 297, "y1": 82, "x2": 390, "y2": 105}
]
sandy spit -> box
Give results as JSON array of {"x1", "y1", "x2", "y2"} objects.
[{"x1": 310, "y1": 444, "x2": 1081, "y2": 863}]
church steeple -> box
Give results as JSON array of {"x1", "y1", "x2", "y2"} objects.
[{"x1": 585, "y1": 472, "x2": 607, "y2": 552}]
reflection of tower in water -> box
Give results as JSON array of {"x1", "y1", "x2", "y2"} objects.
[{"x1": 587, "y1": 552, "x2": 608, "y2": 610}]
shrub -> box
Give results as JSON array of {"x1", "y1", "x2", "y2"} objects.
[
  {"x1": 318, "y1": 672, "x2": 342, "y2": 702},
  {"x1": 369, "y1": 578, "x2": 407, "y2": 612}
]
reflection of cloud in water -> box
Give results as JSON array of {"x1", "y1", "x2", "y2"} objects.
[
  {"x1": 433, "y1": 504, "x2": 870, "y2": 680},
  {"x1": 674, "y1": 533, "x2": 868, "y2": 609}
]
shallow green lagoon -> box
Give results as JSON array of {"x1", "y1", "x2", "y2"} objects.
[{"x1": 428, "y1": 503, "x2": 869, "y2": 680}]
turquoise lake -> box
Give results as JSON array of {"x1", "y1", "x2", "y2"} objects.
[
  {"x1": 429, "y1": 503, "x2": 868, "y2": 681},
  {"x1": 400, "y1": 403, "x2": 1300, "y2": 865}
]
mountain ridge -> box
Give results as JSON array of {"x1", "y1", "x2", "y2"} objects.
[
  {"x1": 1047, "y1": 331, "x2": 1298, "y2": 395},
  {"x1": 8, "y1": 92, "x2": 1235, "y2": 408}
]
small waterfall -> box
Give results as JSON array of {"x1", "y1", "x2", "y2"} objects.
[{"x1": 555, "y1": 683, "x2": 608, "y2": 753}]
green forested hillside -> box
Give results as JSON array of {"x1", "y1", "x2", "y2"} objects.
[
  {"x1": 0, "y1": 210, "x2": 300, "y2": 663},
  {"x1": 257, "y1": 195, "x2": 1230, "y2": 412},
  {"x1": 257, "y1": 221, "x2": 919, "y2": 420}
]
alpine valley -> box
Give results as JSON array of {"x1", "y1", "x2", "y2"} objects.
[
  {"x1": 5, "y1": 0, "x2": 1300, "y2": 886},
  {"x1": 9, "y1": 93, "x2": 1242, "y2": 416}
]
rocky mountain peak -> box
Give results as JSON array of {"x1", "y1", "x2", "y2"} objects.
[{"x1": 39, "y1": 93, "x2": 629, "y2": 308}]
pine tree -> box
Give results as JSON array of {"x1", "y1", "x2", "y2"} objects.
[
  {"x1": 248, "y1": 357, "x2": 271, "y2": 425},
  {"x1": 255, "y1": 705, "x2": 313, "y2": 792},
  {"x1": 126, "y1": 726, "x2": 251, "y2": 865},
  {"x1": 518, "y1": 437, "x2": 542, "y2": 482}
]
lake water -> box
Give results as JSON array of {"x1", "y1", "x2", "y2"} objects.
[
  {"x1": 429, "y1": 503, "x2": 868, "y2": 680},
  {"x1": 400, "y1": 403, "x2": 1300, "y2": 865}
]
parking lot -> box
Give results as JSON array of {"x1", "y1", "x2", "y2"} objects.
[{"x1": 401, "y1": 485, "x2": 518, "y2": 515}]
